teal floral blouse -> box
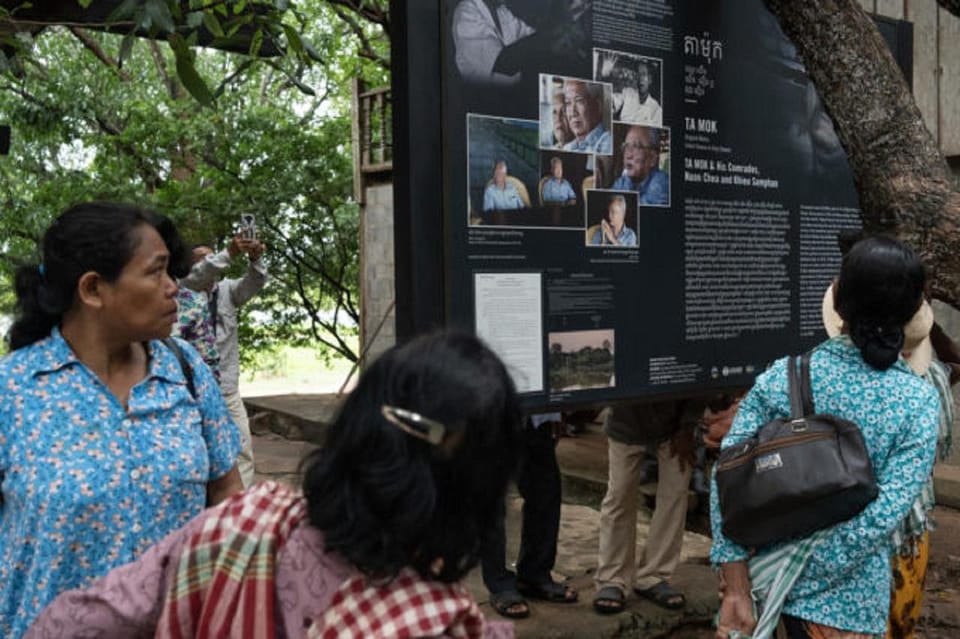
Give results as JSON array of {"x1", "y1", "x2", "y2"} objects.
[{"x1": 710, "y1": 336, "x2": 939, "y2": 634}]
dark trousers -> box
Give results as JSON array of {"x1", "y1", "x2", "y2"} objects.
[{"x1": 480, "y1": 421, "x2": 562, "y2": 594}]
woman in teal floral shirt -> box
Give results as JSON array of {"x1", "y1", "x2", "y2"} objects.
[
  {"x1": 711, "y1": 236, "x2": 940, "y2": 638},
  {"x1": 0, "y1": 203, "x2": 242, "y2": 637}
]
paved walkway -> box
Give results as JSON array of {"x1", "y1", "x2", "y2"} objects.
[
  {"x1": 249, "y1": 408, "x2": 718, "y2": 638},
  {"x1": 247, "y1": 394, "x2": 960, "y2": 637}
]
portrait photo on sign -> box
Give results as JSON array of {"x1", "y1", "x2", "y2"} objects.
[
  {"x1": 548, "y1": 328, "x2": 615, "y2": 392},
  {"x1": 468, "y1": 114, "x2": 586, "y2": 228},
  {"x1": 538, "y1": 151, "x2": 592, "y2": 208},
  {"x1": 584, "y1": 189, "x2": 638, "y2": 248},
  {"x1": 594, "y1": 123, "x2": 671, "y2": 208},
  {"x1": 539, "y1": 74, "x2": 613, "y2": 155},
  {"x1": 593, "y1": 48, "x2": 663, "y2": 126}
]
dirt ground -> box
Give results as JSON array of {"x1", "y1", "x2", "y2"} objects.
[
  {"x1": 918, "y1": 506, "x2": 960, "y2": 638},
  {"x1": 659, "y1": 506, "x2": 960, "y2": 639}
]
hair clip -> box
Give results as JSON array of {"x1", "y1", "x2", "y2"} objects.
[{"x1": 381, "y1": 405, "x2": 446, "y2": 446}]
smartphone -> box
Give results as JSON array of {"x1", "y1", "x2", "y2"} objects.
[{"x1": 240, "y1": 214, "x2": 256, "y2": 240}]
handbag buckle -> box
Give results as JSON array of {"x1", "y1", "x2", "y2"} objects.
[{"x1": 790, "y1": 418, "x2": 808, "y2": 433}]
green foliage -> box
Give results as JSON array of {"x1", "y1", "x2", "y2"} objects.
[
  {"x1": 548, "y1": 346, "x2": 615, "y2": 391},
  {"x1": 0, "y1": 1, "x2": 392, "y2": 360}
]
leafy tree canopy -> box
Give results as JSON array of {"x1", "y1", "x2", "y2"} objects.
[{"x1": 0, "y1": 0, "x2": 390, "y2": 362}]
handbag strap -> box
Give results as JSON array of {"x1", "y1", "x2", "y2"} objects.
[
  {"x1": 786, "y1": 355, "x2": 804, "y2": 418},
  {"x1": 798, "y1": 352, "x2": 815, "y2": 416}
]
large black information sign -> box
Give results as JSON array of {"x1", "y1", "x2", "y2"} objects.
[{"x1": 394, "y1": 0, "x2": 864, "y2": 409}]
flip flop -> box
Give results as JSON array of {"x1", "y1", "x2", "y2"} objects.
[
  {"x1": 516, "y1": 579, "x2": 578, "y2": 603},
  {"x1": 592, "y1": 585, "x2": 626, "y2": 614},
  {"x1": 634, "y1": 580, "x2": 686, "y2": 610},
  {"x1": 489, "y1": 589, "x2": 530, "y2": 619}
]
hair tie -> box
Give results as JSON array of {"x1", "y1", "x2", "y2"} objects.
[{"x1": 38, "y1": 263, "x2": 45, "y2": 277}]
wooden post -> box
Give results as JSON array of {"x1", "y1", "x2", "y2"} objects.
[{"x1": 351, "y1": 77, "x2": 364, "y2": 204}]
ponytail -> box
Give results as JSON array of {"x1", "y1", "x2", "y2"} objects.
[{"x1": 8, "y1": 264, "x2": 65, "y2": 351}]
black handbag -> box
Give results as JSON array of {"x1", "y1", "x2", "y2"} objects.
[{"x1": 715, "y1": 353, "x2": 879, "y2": 548}]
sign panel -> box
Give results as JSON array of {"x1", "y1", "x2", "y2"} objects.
[{"x1": 405, "y1": 0, "x2": 864, "y2": 407}]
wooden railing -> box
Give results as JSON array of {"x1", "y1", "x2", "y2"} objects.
[{"x1": 352, "y1": 80, "x2": 392, "y2": 202}]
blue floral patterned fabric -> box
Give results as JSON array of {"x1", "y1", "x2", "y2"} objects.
[
  {"x1": 710, "y1": 336, "x2": 940, "y2": 634},
  {"x1": 175, "y1": 287, "x2": 220, "y2": 382},
  {"x1": 0, "y1": 329, "x2": 241, "y2": 638}
]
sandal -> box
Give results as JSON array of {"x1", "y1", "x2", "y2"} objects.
[
  {"x1": 516, "y1": 579, "x2": 578, "y2": 604},
  {"x1": 592, "y1": 585, "x2": 626, "y2": 614},
  {"x1": 489, "y1": 589, "x2": 530, "y2": 619},
  {"x1": 634, "y1": 580, "x2": 686, "y2": 610}
]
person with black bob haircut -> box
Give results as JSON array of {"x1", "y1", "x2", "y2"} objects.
[
  {"x1": 711, "y1": 235, "x2": 941, "y2": 638},
  {"x1": 0, "y1": 202, "x2": 244, "y2": 638},
  {"x1": 27, "y1": 332, "x2": 522, "y2": 639}
]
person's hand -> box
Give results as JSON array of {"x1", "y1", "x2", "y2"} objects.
[
  {"x1": 228, "y1": 235, "x2": 256, "y2": 258},
  {"x1": 227, "y1": 234, "x2": 244, "y2": 258},
  {"x1": 247, "y1": 240, "x2": 266, "y2": 261},
  {"x1": 598, "y1": 50, "x2": 617, "y2": 78},
  {"x1": 715, "y1": 593, "x2": 756, "y2": 639},
  {"x1": 228, "y1": 235, "x2": 258, "y2": 259},
  {"x1": 716, "y1": 562, "x2": 755, "y2": 639},
  {"x1": 601, "y1": 219, "x2": 615, "y2": 243}
]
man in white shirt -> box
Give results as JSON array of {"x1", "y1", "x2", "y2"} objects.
[{"x1": 616, "y1": 61, "x2": 662, "y2": 126}]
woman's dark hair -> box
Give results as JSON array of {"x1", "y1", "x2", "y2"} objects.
[
  {"x1": 302, "y1": 332, "x2": 522, "y2": 583},
  {"x1": 8, "y1": 202, "x2": 190, "y2": 350},
  {"x1": 834, "y1": 235, "x2": 926, "y2": 370}
]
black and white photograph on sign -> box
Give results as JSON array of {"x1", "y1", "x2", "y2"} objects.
[
  {"x1": 539, "y1": 74, "x2": 613, "y2": 155},
  {"x1": 595, "y1": 123, "x2": 671, "y2": 207},
  {"x1": 593, "y1": 48, "x2": 663, "y2": 126},
  {"x1": 468, "y1": 114, "x2": 585, "y2": 228},
  {"x1": 450, "y1": 1, "x2": 592, "y2": 88},
  {"x1": 538, "y1": 151, "x2": 591, "y2": 207},
  {"x1": 548, "y1": 328, "x2": 615, "y2": 392},
  {"x1": 584, "y1": 190, "x2": 638, "y2": 247}
]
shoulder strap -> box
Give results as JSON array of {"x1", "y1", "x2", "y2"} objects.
[
  {"x1": 798, "y1": 352, "x2": 815, "y2": 416},
  {"x1": 787, "y1": 355, "x2": 804, "y2": 418},
  {"x1": 162, "y1": 337, "x2": 197, "y2": 400}
]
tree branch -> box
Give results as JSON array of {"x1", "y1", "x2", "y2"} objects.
[
  {"x1": 325, "y1": 0, "x2": 390, "y2": 36},
  {"x1": 766, "y1": 0, "x2": 960, "y2": 306},
  {"x1": 148, "y1": 40, "x2": 180, "y2": 101},
  {"x1": 0, "y1": 81, "x2": 54, "y2": 109},
  {"x1": 67, "y1": 26, "x2": 130, "y2": 81},
  {"x1": 330, "y1": 5, "x2": 389, "y2": 69}
]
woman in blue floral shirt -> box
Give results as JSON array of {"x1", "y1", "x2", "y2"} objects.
[
  {"x1": 711, "y1": 236, "x2": 940, "y2": 638},
  {"x1": 0, "y1": 202, "x2": 243, "y2": 637}
]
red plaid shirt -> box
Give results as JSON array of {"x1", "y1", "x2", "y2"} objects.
[{"x1": 156, "y1": 482, "x2": 492, "y2": 639}]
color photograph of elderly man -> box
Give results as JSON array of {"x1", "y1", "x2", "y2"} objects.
[
  {"x1": 585, "y1": 191, "x2": 638, "y2": 248},
  {"x1": 549, "y1": 77, "x2": 612, "y2": 155},
  {"x1": 607, "y1": 124, "x2": 670, "y2": 207}
]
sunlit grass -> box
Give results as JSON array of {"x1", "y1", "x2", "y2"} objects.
[{"x1": 241, "y1": 345, "x2": 356, "y2": 396}]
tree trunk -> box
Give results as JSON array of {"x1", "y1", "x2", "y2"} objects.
[{"x1": 766, "y1": 0, "x2": 960, "y2": 307}]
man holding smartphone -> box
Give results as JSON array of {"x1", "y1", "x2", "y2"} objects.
[{"x1": 180, "y1": 231, "x2": 268, "y2": 488}]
